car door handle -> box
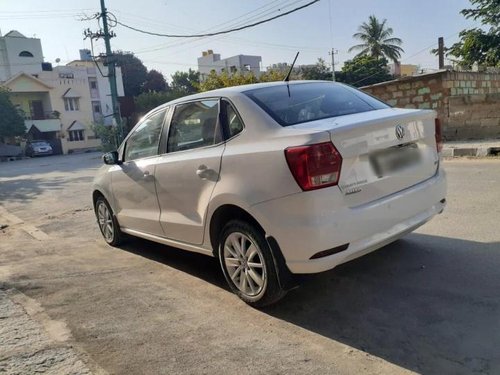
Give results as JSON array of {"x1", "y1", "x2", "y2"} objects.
[
  {"x1": 196, "y1": 165, "x2": 209, "y2": 178},
  {"x1": 143, "y1": 170, "x2": 153, "y2": 180}
]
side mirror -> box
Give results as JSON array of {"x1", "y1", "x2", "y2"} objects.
[{"x1": 103, "y1": 151, "x2": 120, "y2": 165}]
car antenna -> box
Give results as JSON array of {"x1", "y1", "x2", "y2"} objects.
[{"x1": 283, "y1": 51, "x2": 299, "y2": 82}]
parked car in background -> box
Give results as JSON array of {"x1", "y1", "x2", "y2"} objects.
[
  {"x1": 25, "y1": 140, "x2": 53, "y2": 157},
  {"x1": 92, "y1": 81, "x2": 447, "y2": 307}
]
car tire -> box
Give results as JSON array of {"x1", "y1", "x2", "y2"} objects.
[
  {"x1": 95, "y1": 196, "x2": 123, "y2": 246},
  {"x1": 218, "y1": 220, "x2": 287, "y2": 307}
]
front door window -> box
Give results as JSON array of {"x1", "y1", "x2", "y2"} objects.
[{"x1": 124, "y1": 109, "x2": 166, "y2": 161}]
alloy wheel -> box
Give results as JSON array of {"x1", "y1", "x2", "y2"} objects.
[
  {"x1": 223, "y1": 232, "x2": 267, "y2": 297},
  {"x1": 97, "y1": 201, "x2": 114, "y2": 242}
]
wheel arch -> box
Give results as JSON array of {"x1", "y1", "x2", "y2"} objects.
[
  {"x1": 92, "y1": 188, "x2": 115, "y2": 215},
  {"x1": 208, "y1": 203, "x2": 297, "y2": 292},
  {"x1": 209, "y1": 204, "x2": 265, "y2": 258},
  {"x1": 92, "y1": 189, "x2": 106, "y2": 210}
]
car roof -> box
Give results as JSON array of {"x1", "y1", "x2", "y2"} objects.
[{"x1": 152, "y1": 80, "x2": 340, "y2": 111}]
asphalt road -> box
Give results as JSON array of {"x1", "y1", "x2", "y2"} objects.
[{"x1": 1, "y1": 153, "x2": 499, "y2": 375}]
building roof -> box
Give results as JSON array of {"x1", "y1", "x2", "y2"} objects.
[
  {"x1": 3, "y1": 72, "x2": 53, "y2": 90},
  {"x1": 4, "y1": 30, "x2": 26, "y2": 38},
  {"x1": 62, "y1": 88, "x2": 81, "y2": 98},
  {"x1": 27, "y1": 120, "x2": 62, "y2": 133},
  {"x1": 68, "y1": 121, "x2": 86, "y2": 131}
]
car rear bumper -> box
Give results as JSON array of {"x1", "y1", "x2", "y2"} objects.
[
  {"x1": 33, "y1": 150, "x2": 53, "y2": 156},
  {"x1": 251, "y1": 169, "x2": 447, "y2": 274}
]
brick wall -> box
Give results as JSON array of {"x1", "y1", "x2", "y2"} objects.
[{"x1": 361, "y1": 71, "x2": 500, "y2": 140}]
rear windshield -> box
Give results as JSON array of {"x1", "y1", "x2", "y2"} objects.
[{"x1": 244, "y1": 82, "x2": 389, "y2": 126}]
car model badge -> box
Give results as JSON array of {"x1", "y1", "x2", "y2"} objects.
[{"x1": 395, "y1": 125, "x2": 405, "y2": 140}]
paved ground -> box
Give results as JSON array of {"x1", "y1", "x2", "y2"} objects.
[
  {"x1": 1, "y1": 153, "x2": 499, "y2": 375},
  {"x1": 0, "y1": 289, "x2": 99, "y2": 375}
]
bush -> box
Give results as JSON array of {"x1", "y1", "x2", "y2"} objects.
[{"x1": 91, "y1": 123, "x2": 120, "y2": 152}]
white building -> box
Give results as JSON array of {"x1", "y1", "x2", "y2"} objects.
[
  {"x1": 0, "y1": 30, "x2": 45, "y2": 81},
  {"x1": 198, "y1": 50, "x2": 262, "y2": 81},
  {"x1": 0, "y1": 30, "x2": 124, "y2": 154}
]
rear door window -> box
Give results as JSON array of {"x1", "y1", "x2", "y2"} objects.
[
  {"x1": 221, "y1": 99, "x2": 244, "y2": 138},
  {"x1": 167, "y1": 99, "x2": 222, "y2": 152}
]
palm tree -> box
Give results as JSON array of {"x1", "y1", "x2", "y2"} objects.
[{"x1": 348, "y1": 15, "x2": 404, "y2": 61}]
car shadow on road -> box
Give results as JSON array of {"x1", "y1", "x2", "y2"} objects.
[
  {"x1": 263, "y1": 233, "x2": 500, "y2": 375},
  {"x1": 118, "y1": 237, "x2": 227, "y2": 289},
  {"x1": 120, "y1": 233, "x2": 499, "y2": 375}
]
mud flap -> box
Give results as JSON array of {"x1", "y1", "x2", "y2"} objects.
[{"x1": 266, "y1": 236, "x2": 300, "y2": 292}]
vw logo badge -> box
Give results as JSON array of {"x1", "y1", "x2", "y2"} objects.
[{"x1": 395, "y1": 125, "x2": 405, "y2": 140}]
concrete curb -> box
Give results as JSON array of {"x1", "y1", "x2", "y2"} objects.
[
  {"x1": 442, "y1": 144, "x2": 500, "y2": 158},
  {"x1": 0, "y1": 156, "x2": 29, "y2": 162}
]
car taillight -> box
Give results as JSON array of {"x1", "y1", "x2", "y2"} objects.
[
  {"x1": 435, "y1": 118, "x2": 443, "y2": 153},
  {"x1": 285, "y1": 142, "x2": 342, "y2": 191}
]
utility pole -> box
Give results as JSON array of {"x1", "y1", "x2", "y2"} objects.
[
  {"x1": 329, "y1": 48, "x2": 338, "y2": 81},
  {"x1": 100, "y1": 0, "x2": 122, "y2": 141},
  {"x1": 84, "y1": 0, "x2": 123, "y2": 142},
  {"x1": 438, "y1": 37, "x2": 445, "y2": 70}
]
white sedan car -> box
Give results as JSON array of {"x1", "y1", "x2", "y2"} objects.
[{"x1": 92, "y1": 81, "x2": 446, "y2": 306}]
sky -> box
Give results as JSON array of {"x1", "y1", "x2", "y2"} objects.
[{"x1": 0, "y1": 0, "x2": 481, "y2": 81}]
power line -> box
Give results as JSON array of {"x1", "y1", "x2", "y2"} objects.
[
  {"x1": 185, "y1": 0, "x2": 285, "y2": 33},
  {"x1": 121, "y1": 0, "x2": 315, "y2": 59},
  {"x1": 113, "y1": 1, "x2": 309, "y2": 57},
  {"x1": 0, "y1": 9, "x2": 94, "y2": 20},
  {"x1": 328, "y1": 0, "x2": 334, "y2": 46},
  {"x1": 115, "y1": 0, "x2": 320, "y2": 38},
  {"x1": 1, "y1": 8, "x2": 93, "y2": 14}
]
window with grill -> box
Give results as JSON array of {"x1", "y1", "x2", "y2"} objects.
[
  {"x1": 68, "y1": 130, "x2": 84, "y2": 142},
  {"x1": 64, "y1": 98, "x2": 80, "y2": 111}
]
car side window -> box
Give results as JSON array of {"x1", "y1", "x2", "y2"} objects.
[
  {"x1": 222, "y1": 100, "x2": 244, "y2": 138},
  {"x1": 167, "y1": 99, "x2": 222, "y2": 153},
  {"x1": 124, "y1": 109, "x2": 166, "y2": 161}
]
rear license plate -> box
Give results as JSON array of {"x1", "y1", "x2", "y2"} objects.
[{"x1": 370, "y1": 143, "x2": 421, "y2": 177}]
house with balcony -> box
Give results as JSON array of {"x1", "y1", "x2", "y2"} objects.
[
  {"x1": 4, "y1": 72, "x2": 63, "y2": 152},
  {"x1": 0, "y1": 30, "x2": 124, "y2": 154}
]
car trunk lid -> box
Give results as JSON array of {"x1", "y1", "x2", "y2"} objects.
[{"x1": 291, "y1": 108, "x2": 440, "y2": 206}]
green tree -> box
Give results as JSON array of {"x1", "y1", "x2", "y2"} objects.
[
  {"x1": 134, "y1": 91, "x2": 181, "y2": 115},
  {"x1": 198, "y1": 70, "x2": 258, "y2": 92},
  {"x1": 348, "y1": 15, "x2": 404, "y2": 61},
  {"x1": 142, "y1": 69, "x2": 168, "y2": 92},
  {"x1": 259, "y1": 69, "x2": 287, "y2": 82},
  {"x1": 300, "y1": 58, "x2": 332, "y2": 80},
  {"x1": 0, "y1": 87, "x2": 25, "y2": 142},
  {"x1": 336, "y1": 55, "x2": 393, "y2": 87},
  {"x1": 448, "y1": 0, "x2": 500, "y2": 68},
  {"x1": 170, "y1": 69, "x2": 200, "y2": 95},
  {"x1": 112, "y1": 51, "x2": 148, "y2": 97},
  {"x1": 91, "y1": 122, "x2": 120, "y2": 152}
]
